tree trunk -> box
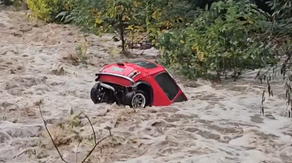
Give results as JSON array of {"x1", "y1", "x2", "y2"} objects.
[
  {"x1": 120, "y1": 27, "x2": 125, "y2": 52},
  {"x1": 21, "y1": 0, "x2": 28, "y2": 10}
]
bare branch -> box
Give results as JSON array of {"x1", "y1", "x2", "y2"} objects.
[
  {"x1": 76, "y1": 141, "x2": 81, "y2": 163},
  {"x1": 80, "y1": 135, "x2": 111, "y2": 163},
  {"x1": 80, "y1": 112, "x2": 97, "y2": 144},
  {"x1": 261, "y1": 90, "x2": 266, "y2": 115},
  {"x1": 37, "y1": 104, "x2": 68, "y2": 163},
  {"x1": 38, "y1": 102, "x2": 110, "y2": 163},
  {"x1": 79, "y1": 112, "x2": 111, "y2": 163}
]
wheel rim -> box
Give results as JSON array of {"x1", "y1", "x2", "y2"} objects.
[
  {"x1": 97, "y1": 87, "x2": 104, "y2": 101},
  {"x1": 131, "y1": 93, "x2": 146, "y2": 108}
]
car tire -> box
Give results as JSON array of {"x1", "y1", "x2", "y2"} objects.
[
  {"x1": 125, "y1": 90, "x2": 147, "y2": 108},
  {"x1": 90, "y1": 83, "x2": 100, "y2": 104}
]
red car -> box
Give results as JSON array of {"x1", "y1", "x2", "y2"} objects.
[{"x1": 90, "y1": 60, "x2": 188, "y2": 108}]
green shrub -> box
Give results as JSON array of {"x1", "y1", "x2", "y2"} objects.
[
  {"x1": 26, "y1": 0, "x2": 72, "y2": 22},
  {"x1": 157, "y1": 0, "x2": 277, "y2": 79}
]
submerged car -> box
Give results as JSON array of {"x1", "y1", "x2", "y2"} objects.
[{"x1": 90, "y1": 60, "x2": 188, "y2": 108}]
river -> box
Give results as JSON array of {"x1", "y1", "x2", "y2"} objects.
[{"x1": 0, "y1": 8, "x2": 292, "y2": 163}]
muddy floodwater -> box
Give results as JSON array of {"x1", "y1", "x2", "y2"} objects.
[{"x1": 1, "y1": 8, "x2": 292, "y2": 163}]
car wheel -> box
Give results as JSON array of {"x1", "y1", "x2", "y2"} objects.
[
  {"x1": 125, "y1": 90, "x2": 147, "y2": 108},
  {"x1": 90, "y1": 83, "x2": 101, "y2": 104}
]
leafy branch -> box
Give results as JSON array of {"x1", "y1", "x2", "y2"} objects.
[{"x1": 255, "y1": 39, "x2": 292, "y2": 117}]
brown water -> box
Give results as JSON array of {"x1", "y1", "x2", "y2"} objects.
[{"x1": 1, "y1": 8, "x2": 292, "y2": 163}]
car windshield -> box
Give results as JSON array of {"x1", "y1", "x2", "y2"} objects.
[{"x1": 154, "y1": 72, "x2": 179, "y2": 101}]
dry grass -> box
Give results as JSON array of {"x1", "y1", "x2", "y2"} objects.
[{"x1": 40, "y1": 126, "x2": 72, "y2": 148}]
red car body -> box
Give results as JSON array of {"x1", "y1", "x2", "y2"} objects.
[{"x1": 90, "y1": 60, "x2": 187, "y2": 108}]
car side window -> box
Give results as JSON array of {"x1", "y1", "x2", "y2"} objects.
[
  {"x1": 174, "y1": 94, "x2": 186, "y2": 102},
  {"x1": 154, "y1": 72, "x2": 179, "y2": 101}
]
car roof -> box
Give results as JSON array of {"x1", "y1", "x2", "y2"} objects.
[
  {"x1": 130, "y1": 60, "x2": 158, "y2": 69},
  {"x1": 128, "y1": 60, "x2": 165, "y2": 74}
]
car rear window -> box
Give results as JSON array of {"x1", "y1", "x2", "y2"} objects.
[
  {"x1": 131, "y1": 60, "x2": 158, "y2": 69},
  {"x1": 154, "y1": 72, "x2": 179, "y2": 101}
]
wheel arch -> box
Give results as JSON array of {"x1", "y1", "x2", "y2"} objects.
[{"x1": 134, "y1": 81, "x2": 154, "y2": 106}]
